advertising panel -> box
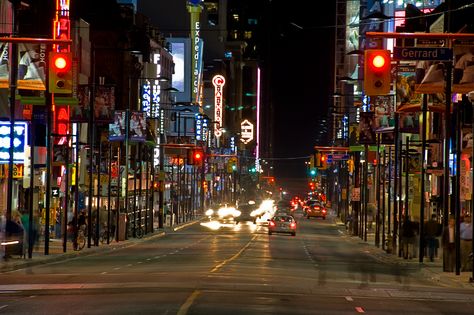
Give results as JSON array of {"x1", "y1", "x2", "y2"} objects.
[
  {"x1": 94, "y1": 85, "x2": 115, "y2": 122},
  {"x1": 17, "y1": 43, "x2": 47, "y2": 91},
  {"x1": 129, "y1": 111, "x2": 146, "y2": 142},
  {"x1": 166, "y1": 38, "x2": 191, "y2": 103},
  {"x1": 0, "y1": 43, "x2": 8, "y2": 89},
  {"x1": 109, "y1": 110, "x2": 126, "y2": 141}
]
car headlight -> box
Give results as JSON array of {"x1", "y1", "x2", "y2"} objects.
[{"x1": 205, "y1": 209, "x2": 214, "y2": 216}]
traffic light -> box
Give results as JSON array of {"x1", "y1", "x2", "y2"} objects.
[
  {"x1": 364, "y1": 49, "x2": 391, "y2": 95},
  {"x1": 193, "y1": 149, "x2": 204, "y2": 166},
  {"x1": 187, "y1": 149, "x2": 204, "y2": 165},
  {"x1": 314, "y1": 151, "x2": 321, "y2": 168},
  {"x1": 309, "y1": 168, "x2": 317, "y2": 177},
  {"x1": 49, "y1": 52, "x2": 73, "y2": 94}
]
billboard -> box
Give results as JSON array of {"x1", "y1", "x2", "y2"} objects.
[{"x1": 166, "y1": 38, "x2": 191, "y2": 103}]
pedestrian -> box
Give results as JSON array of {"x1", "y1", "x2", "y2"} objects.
[
  {"x1": 424, "y1": 214, "x2": 442, "y2": 262},
  {"x1": 401, "y1": 217, "x2": 416, "y2": 259},
  {"x1": 442, "y1": 217, "x2": 456, "y2": 272},
  {"x1": 460, "y1": 215, "x2": 473, "y2": 272}
]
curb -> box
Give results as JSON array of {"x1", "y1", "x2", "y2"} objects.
[{"x1": 0, "y1": 219, "x2": 201, "y2": 273}]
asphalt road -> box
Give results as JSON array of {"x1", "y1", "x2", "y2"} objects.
[{"x1": 0, "y1": 209, "x2": 473, "y2": 314}]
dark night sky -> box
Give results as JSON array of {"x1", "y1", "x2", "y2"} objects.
[
  {"x1": 137, "y1": 0, "x2": 336, "y2": 194},
  {"x1": 268, "y1": 2, "x2": 335, "y2": 193}
]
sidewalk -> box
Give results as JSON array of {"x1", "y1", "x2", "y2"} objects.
[
  {"x1": 1, "y1": 219, "x2": 200, "y2": 273},
  {"x1": 333, "y1": 216, "x2": 474, "y2": 289}
]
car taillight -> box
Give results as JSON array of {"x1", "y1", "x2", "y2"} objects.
[
  {"x1": 315, "y1": 206, "x2": 320, "y2": 210},
  {"x1": 290, "y1": 222, "x2": 296, "y2": 228},
  {"x1": 269, "y1": 221, "x2": 276, "y2": 227},
  {"x1": 322, "y1": 209, "x2": 327, "y2": 213}
]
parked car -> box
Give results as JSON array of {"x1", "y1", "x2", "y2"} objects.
[
  {"x1": 268, "y1": 214, "x2": 297, "y2": 236},
  {"x1": 306, "y1": 202, "x2": 327, "y2": 219}
]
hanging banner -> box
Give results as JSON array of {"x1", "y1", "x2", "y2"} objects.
[
  {"x1": 396, "y1": 64, "x2": 422, "y2": 111},
  {"x1": 17, "y1": 43, "x2": 47, "y2": 91},
  {"x1": 358, "y1": 112, "x2": 375, "y2": 144},
  {"x1": 129, "y1": 111, "x2": 146, "y2": 142},
  {"x1": 109, "y1": 110, "x2": 126, "y2": 141},
  {"x1": 0, "y1": 43, "x2": 8, "y2": 89},
  {"x1": 453, "y1": 45, "x2": 474, "y2": 94},
  {"x1": 372, "y1": 95, "x2": 395, "y2": 131},
  {"x1": 71, "y1": 84, "x2": 90, "y2": 122},
  {"x1": 94, "y1": 85, "x2": 115, "y2": 122}
]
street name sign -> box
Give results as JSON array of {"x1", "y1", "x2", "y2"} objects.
[{"x1": 393, "y1": 47, "x2": 452, "y2": 61}]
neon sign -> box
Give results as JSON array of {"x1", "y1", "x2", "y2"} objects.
[
  {"x1": 213, "y1": 75, "x2": 225, "y2": 138},
  {"x1": 0, "y1": 122, "x2": 28, "y2": 164}
]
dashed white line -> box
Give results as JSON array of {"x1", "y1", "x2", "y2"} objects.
[
  {"x1": 113, "y1": 267, "x2": 121, "y2": 270},
  {"x1": 345, "y1": 296, "x2": 353, "y2": 302},
  {"x1": 0, "y1": 305, "x2": 8, "y2": 310},
  {"x1": 100, "y1": 272, "x2": 107, "y2": 275}
]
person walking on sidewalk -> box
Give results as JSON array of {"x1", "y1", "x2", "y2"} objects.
[
  {"x1": 442, "y1": 217, "x2": 456, "y2": 272},
  {"x1": 460, "y1": 215, "x2": 473, "y2": 272},
  {"x1": 424, "y1": 214, "x2": 442, "y2": 262}
]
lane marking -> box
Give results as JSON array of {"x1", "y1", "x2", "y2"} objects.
[
  {"x1": 100, "y1": 272, "x2": 107, "y2": 275},
  {"x1": 177, "y1": 290, "x2": 200, "y2": 315},
  {"x1": 355, "y1": 306, "x2": 365, "y2": 313},
  {"x1": 345, "y1": 296, "x2": 353, "y2": 302},
  {"x1": 0, "y1": 305, "x2": 8, "y2": 310},
  {"x1": 210, "y1": 235, "x2": 257, "y2": 273}
]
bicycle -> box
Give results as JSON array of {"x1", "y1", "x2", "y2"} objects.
[
  {"x1": 99, "y1": 225, "x2": 115, "y2": 244},
  {"x1": 74, "y1": 225, "x2": 86, "y2": 251}
]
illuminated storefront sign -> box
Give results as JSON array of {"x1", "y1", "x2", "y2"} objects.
[
  {"x1": 240, "y1": 119, "x2": 254, "y2": 144},
  {"x1": 195, "y1": 114, "x2": 203, "y2": 141},
  {"x1": 213, "y1": 75, "x2": 225, "y2": 138},
  {"x1": 0, "y1": 122, "x2": 28, "y2": 164},
  {"x1": 54, "y1": 105, "x2": 70, "y2": 145}
]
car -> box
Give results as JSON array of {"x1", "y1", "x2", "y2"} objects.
[
  {"x1": 268, "y1": 214, "x2": 297, "y2": 236},
  {"x1": 306, "y1": 202, "x2": 327, "y2": 219},
  {"x1": 235, "y1": 203, "x2": 258, "y2": 224}
]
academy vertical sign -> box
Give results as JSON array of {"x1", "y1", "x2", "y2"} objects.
[{"x1": 213, "y1": 75, "x2": 225, "y2": 138}]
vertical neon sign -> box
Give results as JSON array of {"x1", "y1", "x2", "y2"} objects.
[
  {"x1": 255, "y1": 67, "x2": 261, "y2": 172},
  {"x1": 187, "y1": 3, "x2": 202, "y2": 103},
  {"x1": 212, "y1": 75, "x2": 225, "y2": 138}
]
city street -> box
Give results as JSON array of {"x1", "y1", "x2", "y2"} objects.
[{"x1": 1, "y1": 211, "x2": 473, "y2": 315}]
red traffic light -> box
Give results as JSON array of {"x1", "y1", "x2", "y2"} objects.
[
  {"x1": 371, "y1": 55, "x2": 386, "y2": 69},
  {"x1": 364, "y1": 49, "x2": 391, "y2": 95},
  {"x1": 51, "y1": 53, "x2": 71, "y2": 71},
  {"x1": 194, "y1": 151, "x2": 202, "y2": 160}
]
